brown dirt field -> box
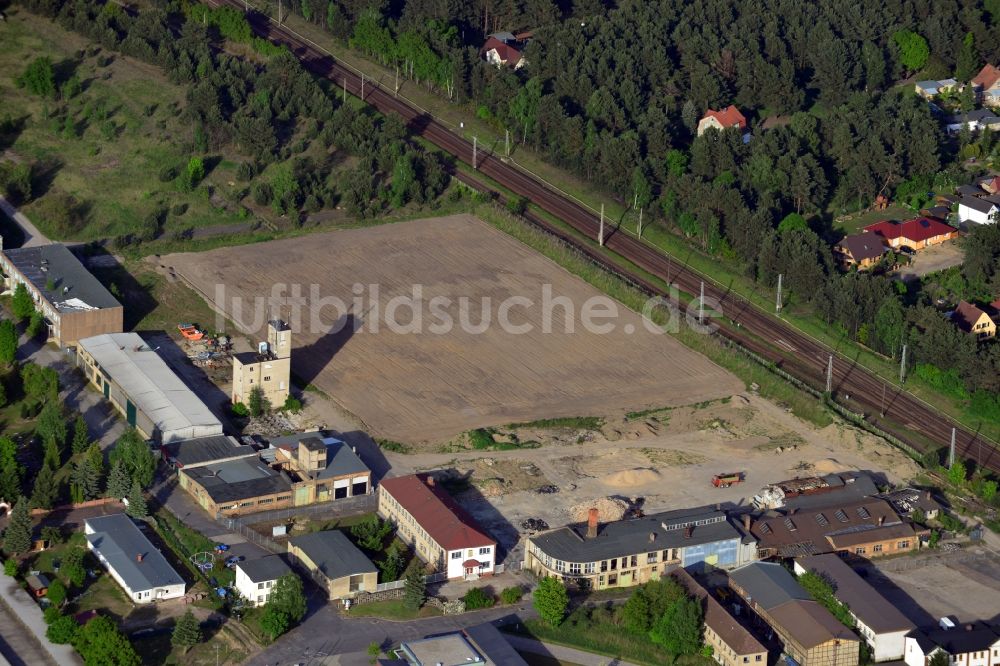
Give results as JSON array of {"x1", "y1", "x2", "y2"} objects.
[{"x1": 162, "y1": 214, "x2": 740, "y2": 442}]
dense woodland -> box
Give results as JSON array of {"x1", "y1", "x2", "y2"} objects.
[
  {"x1": 274, "y1": 0, "x2": 1000, "y2": 415},
  {"x1": 6, "y1": 0, "x2": 1000, "y2": 418}
]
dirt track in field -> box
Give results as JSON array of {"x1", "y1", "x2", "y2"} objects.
[{"x1": 163, "y1": 214, "x2": 741, "y2": 442}]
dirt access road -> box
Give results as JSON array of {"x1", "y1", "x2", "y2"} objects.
[{"x1": 163, "y1": 214, "x2": 739, "y2": 443}]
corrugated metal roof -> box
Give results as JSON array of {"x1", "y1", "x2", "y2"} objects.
[{"x1": 79, "y1": 333, "x2": 223, "y2": 442}]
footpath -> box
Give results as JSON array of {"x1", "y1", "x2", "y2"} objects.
[{"x1": 0, "y1": 576, "x2": 80, "y2": 665}]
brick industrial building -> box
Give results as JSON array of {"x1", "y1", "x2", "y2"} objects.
[{"x1": 0, "y1": 243, "x2": 122, "y2": 347}]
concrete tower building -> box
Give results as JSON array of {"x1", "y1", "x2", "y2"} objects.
[{"x1": 232, "y1": 319, "x2": 291, "y2": 409}]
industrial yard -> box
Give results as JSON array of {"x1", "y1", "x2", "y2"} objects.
[{"x1": 162, "y1": 214, "x2": 741, "y2": 443}]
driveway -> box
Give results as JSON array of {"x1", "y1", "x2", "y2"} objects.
[
  {"x1": 894, "y1": 240, "x2": 965, "y2": 281},
  {"x1": 0, "y1": 194, "x2": 50, "y2": 248}
]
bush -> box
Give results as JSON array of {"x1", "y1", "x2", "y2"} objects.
[
  {"x1": 252, "y1": 182, "x2": 273, "y2": 205},
  {"x1": 47, "y1": 578, "x2": 67, "y2": 606},
  {"x1": 158, "y1": 165, "x2": 178, "y2": 183},
  {"x1": 462, "y1": 587, "x2": 495, "y2": 610},
  {"x1": 506, "y1": 196, "x2": 528, "y2": 216},
  {"x1": 46, "y1": 614, "x2": 78, "y2": 644},
  {"x1": 500, "y1": 586, "x2": 523, "y2": 604},
  {"x1": 236, "y1": 161, "x2": 257, "y2": 182},
  {"x1": 281, "y1": 395, "x2": 302, "y2": 413},
  {"x1": 3, "y1": 559, "x2": 17, "y2": 577},
  {"x1": 231, "y1": 402, "x2": 249, "y2": 417}
]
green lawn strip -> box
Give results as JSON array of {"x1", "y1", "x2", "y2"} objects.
[
  {"x1": 512, "y1": 617, "x2": 674, "y2": 666},
  {"x1": 346, "y1": 598, "x2": 442, "y2": 620},
  {"x1": 507, "y1": 416, "x2": 605, "y2": 430}
]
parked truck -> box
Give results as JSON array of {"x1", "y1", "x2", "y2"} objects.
[{"x1": 712, "y1": 472, "x2": 743, "y2": 488}]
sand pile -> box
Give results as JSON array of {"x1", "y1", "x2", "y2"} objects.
[
  {"x1": 570, "y1": 497, "x2": 630, "y2": 522},
  {"x1": 812, "y1": 458, "x2": 858, "y2": 474},
  {"x1": 602, "y1": 468, "x2": 661, "y2": 487}
]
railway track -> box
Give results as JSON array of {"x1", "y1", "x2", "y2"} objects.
[{"x1": 210, "y1": 0, "x2": 1000, "y2": 474}]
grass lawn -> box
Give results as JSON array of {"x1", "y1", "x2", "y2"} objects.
[
  {"x1": 512, "y1": 610, "x2": 714, "y2": 666},
  {"x1": 131, "y1": 622, "x2": 251, "y2": 666},
  {"x1": 347, "y1": 598, "x2": 442, "y2": 620},
  {"x1": 832, "y1": 204, "x2": 917, "y2": 235}
]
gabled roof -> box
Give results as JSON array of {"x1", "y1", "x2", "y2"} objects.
[
  {"x1": 837, "y1": 232, "x2": 888, "y2": 262},
  {"x1": 85, "y1": 514, "x2": 185, "y2": 593},
  {"x1": 795, "y1": 554, "x2": 914, "y2": 634},
  {"x1": 953, "y1": 300, "x2": 993, "y2": 333},
  {"x1": 288, "y1": 530, "x2": 376, "y2": 581},
  {"x1": 269, "y1": 432, "x2": 369, "y2": 479},
  {"x1": 702, "y1": 105, "x2": 747, "y2": 131},
  {"x1": 767, "y1": 599, "x2": 859, "y2": 649},
  {"x1": 973, "y1": 64, "x2": 1000, "y2": 90},
  {"x1": 236, "y1": 555, "x2": 292, "y2": 583},
  {"x1": 673, "y1": 569, "x2": 766, "y2": 656},
  {"x1": 729, "y1": 562, "x2": 810, "y2": 610},
  {"x1": 979, "y1": 176, "x2": 1000, "y2": 193},
  {"x1": 863, "y1": 217, "x2": 957, "y2": 244},
  {"x1": 908, "y1": 623, "x2": 1000, "y2": 655},
  {"x1": 960, "y1": 195, "x2": 998, "y2": 215},
  {"x1": 380, "y1": 474, "x2": 494, "y2": 550},
  {"x1": 480, "y1": 36, "x2": 522, "y2": 65}
]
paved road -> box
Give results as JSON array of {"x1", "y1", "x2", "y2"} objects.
[
  {"x1": 0, "y1": 195, "x2": 49, "y2": 248},
  {"x1": 0, "y1": 597, "x2": 55, "y2": 666}
]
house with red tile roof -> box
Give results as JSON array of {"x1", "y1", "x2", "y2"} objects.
[
  {"x1": 863, "y1": 217, "x2": 958, "y2": 251},
  {"x1": 697, "y1": 105, "x2": 748, "y2": 136},
  {"x1": 378, "y1": 474, "x2": 496, "y2": 579},
  {"x1": 973, "y1": 64, "x2": 1000, "y2": 106},
  {"x1": 481, "y1": 35, "x2": 525, "y2": 70},
  {"x1": 979, "y1": 175, "x2": 1000, "y2": 195}
]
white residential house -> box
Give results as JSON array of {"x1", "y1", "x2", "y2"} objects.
[
  {"x1": 958, "y1": 196, "x2": 999, "y2": 225},
  {"x1": 904, "y1": 622, "x2": 1000, "y2": 666},
  {"x1": 234, "y1": 555, "x2": 292, "y2": 607},
  {"x1": 795, "y1": 555, "x2": 914, "y2": 661},
  {"x1": 85, "y1": 514, "x2": 185, "y2": 604}
]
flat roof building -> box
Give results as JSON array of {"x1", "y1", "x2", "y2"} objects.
[
  {"x1": 795, "y1": 554, "x2": 914, "y2": 661},
  {"x1": 524, "y1": 505, "x2": 755, "y2": 591},
  {"x1": 0, "y1": 243, "x2": 122, "y2": 347},
  {"x1": 162, "y1": 434, "x2": 257, "y2": 469},
  {"x1": 397, "y1": 623, "x2": 529, "y2": 665},
  {"x1": 379, "y1": 474, "x2": 496, "y2": 580},
  {"x1": 85, "y1": 514, "x2": 185, "y2": 604},
  {"x1": 181, "y1": 457, "x2": 293, "y2": 515},
  {"x1": 76, "y1": 333, "x2": 224, "y2": 444},
  {"x1": 730, "y1": 562, "x2": 859, "y2": 666},
  {"x1": 287, "y1": 530, "x2": 377, "y2": 600}
]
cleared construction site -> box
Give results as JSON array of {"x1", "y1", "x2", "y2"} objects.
[{"x1": 163, "y1": 214, "x2": 741, "y2": 442}]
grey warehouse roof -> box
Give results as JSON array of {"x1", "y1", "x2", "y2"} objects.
[
  {"x1": 85, "y1": 514, "x2": 184, "y2": 592},
  {"x1": 729, "y1": 561, "x2": 810, "y2": 610},
  {"x1": 2, "y1": 244, "x2": 121, "y2": 312},
  {"x1": 236, "y1": 555, "x2": 292, "y2": 583},
  {"x1": 163, "y1": 435, "x2": 256, "y2": 468},
  {"x1": 289, "y1": 530, "x2": 376, "y2": 581},
  {"x1": 796, "y1": 554, "x2": 914, "y2": 633},
  {"x1": 78, "y1": 333, "x2": 223, "y2": 441},
  {"x1": 184, "y1": 458, "x2": 292, "y2": 503},
  {"x1": 531, "y1": 506, "x2": 742, "y2": 563}
]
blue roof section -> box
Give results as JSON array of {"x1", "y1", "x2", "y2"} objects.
[{"x1": 85, "y1": 514, "x2": 184, "y2": 593}]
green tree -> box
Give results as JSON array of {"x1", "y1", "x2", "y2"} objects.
[
  {"x1": 106, "y1": 459, "x2": 131, "y2": 499},
  {"x1": 3, "y1": 559, "x2": 17, "y2": 576},
  {"x1": 35, "y1": 402, "x2": 67, "y2": 466},
  {"x1": 948, "y1": 460, "x2": 968, "y2": 486},
  {"x1": 351, "y1": 515, "x2": 392, "y2": 551},
  {"x1": 61, "y1": 547, "x2": 86, "y2": 587},
  {"x1": 16, "y1": 57, "x2": 56, "y2": 98},
  {"x1": 20, "y1": 363, "x2": 59, "y2": 403},
  {"x1": 366, "y1": 641, "x2": 380, "y2": 665},
  {"x1": 929, "y1": 651, "x2": 951, "y2": 666},
  {"x1": 778, "y1": 213, "x2": 808, "y2": 233},
  {"x1": 978, "y1": 479, "x2": 998, "y2": 503},
  {"x1": 11, "y1": 283, "x2": 35, "y2": 321},
  {"x1": 648, "y1": 594, "x2": 703, "y2": 656},
  {"x1": 247, "y1": 385, "x2": 270, "y2": 417},
  {"x1": 261, "y1": 605, "x2": 290, "y2": 640},
  {"x1": 4, "y1": 496, "x2": 32, "y2": 555},
  {"x1": 46, "y1": 614, "x2": 78, "y2": 644},
  {"x1": 171, "y1": 610, "x2": 202, "y2": 653},
  {"x1": 126, "y1": 480, "x2": 148, "y2": 519},
  {"x1": 0, "y1": 320, "x2": 17, "y2": 365},
  {"x1": 403, "y1": 567, "x2": 426, "y2": 611},
  {"x1": 269, "y1": 574, "x2": 307, "y2": 623},
  {"x1": 377, "y1": 542, "x2": 405, "y2": 582},
  {"x1": 184, "y1": 157, "x2": 205, "y2": 191},
  {"x1": 621, "y1": 588, "x2": 651, "y2": 633},
  {"x1": 110, "y1": 428, "x2": 155, "y2": 488},
  {"x1": 26, "y1": 311, "x2": 44, "y2": 339},
  {"x1": 0, "y1": 436, "x2": 24, "y2": 501},
  {"x1": 892, "y1": 30, "x2": 929, "y2": 73},
  {"x1": 955, "y1": 33, "x2": 978, "y2": 82},
  {"x1": 71, "y1": 416, "x2": 91, "y2": 455},
  {"x1": 30, "y1": 462, "x2": 59, "y2": 509},
  {"x1": 47, "y1": 578, "x2": 67, "y2": 606},
  {"x1": 71, "y1": 455, "x2": 101, "y2": 503},
  {"x1": 532, "y1": 576, "x2": 569, "y2": 626},
  {"x1": 73, "y1": 615, "x2": 141, "y2": 666},
  {"x1": 664, "y1": 149, "x2": 688, "y2": 178}
]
